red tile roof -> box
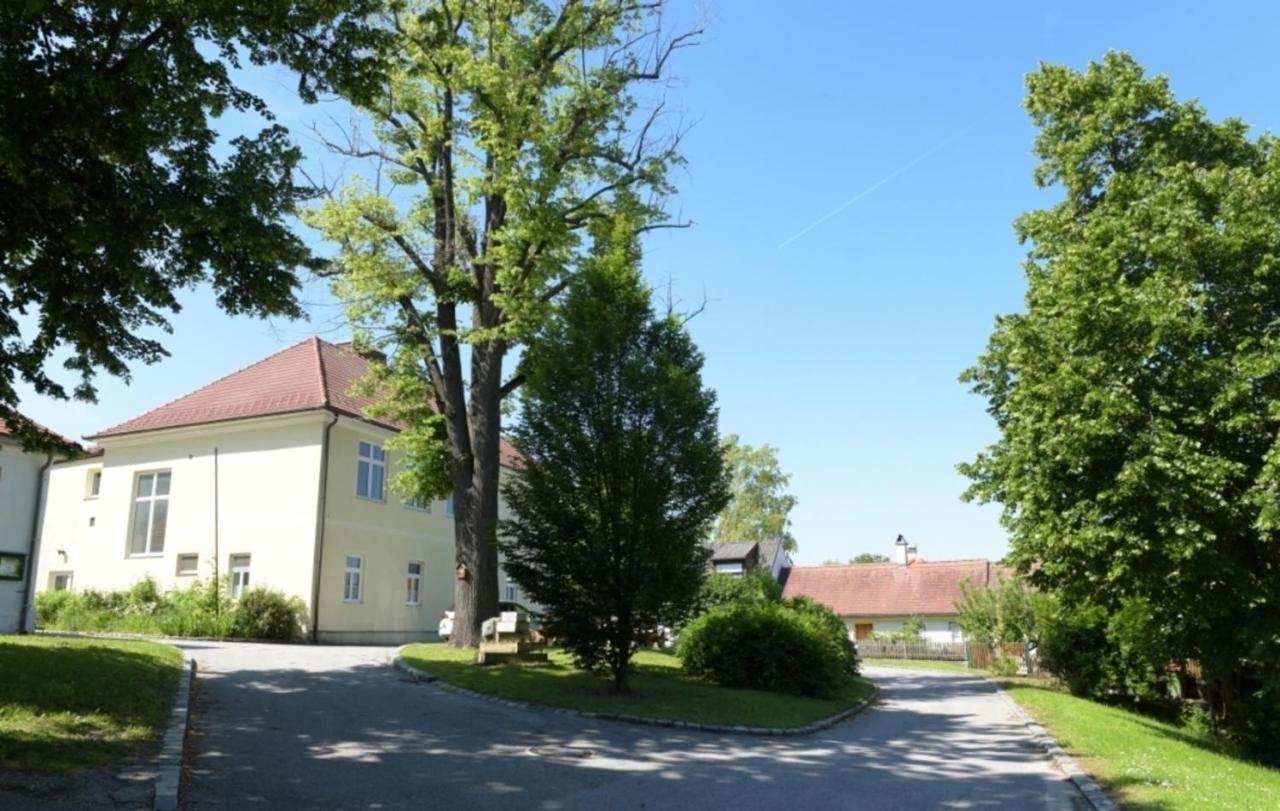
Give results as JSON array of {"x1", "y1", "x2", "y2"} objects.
[
  {"x1": 90, "y1": 338, "x2": 522, "y2": 468},
  {"x1": 782, "y1": 559, "x2": 995, "y2": 617}
]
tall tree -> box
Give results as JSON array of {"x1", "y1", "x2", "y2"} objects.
[
  {"x1": 308, "y1": 1, "x2": 695, "y2": 646},
  {"x1": 0, "y1": 0, "x2": 386, "y2": 447},
  {"x1": 714, "y1": 435, "x2": 798, "y2": 552},
  {"x1": 962, "y1": 52, "x2": 1280, "y2": 756},
  {"x1": 499, "y1": 216, "x2": 727, "y2": 691}
]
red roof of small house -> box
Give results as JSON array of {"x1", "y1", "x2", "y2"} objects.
[
  {"x1": 89, "y1": 338, "x2": 523, "y2": 468},
  {"x1": 782, "y1": 559, "x2": 996, "y2": 618}
]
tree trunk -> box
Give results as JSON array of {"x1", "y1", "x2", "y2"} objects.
[{"x1": 449, "y1": 340, "x2": 505, "y2": 648}]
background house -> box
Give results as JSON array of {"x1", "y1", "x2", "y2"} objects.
[
  {"x1": 708, "y1": 539, "x2": 791, "y2": 581},
  {"x1": 782, "y1": 536, "x2": 1000, "y2": 642},
  {"x1": 0, "y1": 417, "x2": 70, "y2": 633},
  {"x1": 33, "y1": 338, "x2": 522, "y2": 644}
]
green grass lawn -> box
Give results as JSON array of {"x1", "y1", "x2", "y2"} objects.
[
  {"x1": 862, "y1": 657, "x2": 975, "y2": 674},
  {"x1": 1002, "y1": 680, "x2": 1280, "y2": 810},
  {"x1": 401, "y1": 644, "x2": 876, "y2": 728},
  {"x1": 0, "y1": 635, "x2": 183, "y2": 771}
]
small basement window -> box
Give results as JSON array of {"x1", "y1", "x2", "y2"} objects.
[
  {"x1": 50, "y1": 572, "x2": 73, "y2": 591},
  {"x1": 176, "y1": 554, "x2": 199, "y2": 576}
]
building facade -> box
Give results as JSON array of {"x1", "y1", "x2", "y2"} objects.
[{"x1": 32, "y1": 338, "x2": 522, "y2": 644}]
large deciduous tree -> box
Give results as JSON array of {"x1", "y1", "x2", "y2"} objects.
[
  {"x1": 307, "y1": 1, "x2": 695, "y2": 646},
  {"x1": 962, "y1": 52, "x2": 1280, "y2": 757},
  {"x1": 0, "y1": 1, "x2": 386, "y2": 447},
  {"x1": 714, "y1": 435, "x2": 799, "y2": 552},
  {"x1": 498, "y1": 216, "x2": 727, "y2": 691}
]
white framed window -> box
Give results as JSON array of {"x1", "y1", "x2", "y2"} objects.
[
  {"x1": 356, "y1": 441, "x2": 386, "y2": 501},
  {"x1": 50, "y1": 572, "x2": 73, "y2": 591},
  {"x1": 504, "y1": 579, "x2": 520, "y2": 603},
  {"x1": 406, "y1": 561, "x2": 422, "y2": 606},
  {"x1": 230, "y1": 554, "x2": 251, "y2": 598},
  {"x1": 405, "y1": 495, "x2": 431, "y2": 512},
  {"x1": 343, "y1": 554, "x2": 363, "y2": 603},
  {"x1": 714, "y1": 561, "x2": 744, "y2": 575},
  {"x1": 948, "y1": 622, "x2": 962, "y2": 642},
  {"x1": 176, "y1": 553, "x2": 199, "y2": 576},
  {"x1": 445, "y1": 494, "x2": 454, "y2": 518},
  {"x1": 128, "y1": 471, "x2": 171, "y2": 556},
  {"x1": 86, "y1": 469, "x2": 101, "y2": 499}
]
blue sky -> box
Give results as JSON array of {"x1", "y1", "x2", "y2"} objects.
[{"x1": 18, "y1": 1, "x2": 1280, "y2": 564}]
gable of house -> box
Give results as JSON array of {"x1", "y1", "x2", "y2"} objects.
[{"x1": 782, "y1": 558, "x2": 992, "y2": 617}]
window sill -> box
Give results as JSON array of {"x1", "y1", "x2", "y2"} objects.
[
  {"x1": 343, "y1": 599, "x2": 363, "y2": 605},
  {"x1": 355, "y1": 495, "x2": 386, "y2": 504},
  {"x1": 127, "y1": 553, "x2": 164, "y2": 559}
]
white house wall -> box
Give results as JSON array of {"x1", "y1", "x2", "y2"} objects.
[
  {"x1": 0, "y1": 440, "x2": 49, "y2": 632},
  {"x1": 34, "y1": 414, "x2": 327, "y2": 614},
  {"x1": 844, "y1": 616, "x2": 965, "y2": 643}
]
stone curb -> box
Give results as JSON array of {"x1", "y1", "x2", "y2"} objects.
[
  {"x1": 993, "y1": 686, "x2": 1117, "y2": 811},
  {"x1": 391, "y1": 651, "x2": 879, "y2": 737},
  {"x1": 154, "y1": 656, "x2": 196, "y2": 811}
]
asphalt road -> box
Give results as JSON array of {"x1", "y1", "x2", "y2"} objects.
[{"x1": 179, "y1": 642, "x2": 1088, "y2": 810}]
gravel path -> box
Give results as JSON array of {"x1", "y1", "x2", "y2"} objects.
[{"x1": 178, "y1": 642, "x2": 1088, "y2": 810}]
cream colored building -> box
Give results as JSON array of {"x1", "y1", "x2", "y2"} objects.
[
  {"x1": 33, "y1": 338, "x2": 524, "y2": 644},
  {"x1": 1, "y1": 418, "x2": 65, "y2": 633}
]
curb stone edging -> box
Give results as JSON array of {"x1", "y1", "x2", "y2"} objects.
[
  {"x1": 390, "y1": 651, "x2": 879, "y2": 737},
  {"x1": 154, "y1": 656, "x2": 196, "y2": 811},
  {"x1": 993, "y1": 686, "x2": 1117, "y2": 811}
]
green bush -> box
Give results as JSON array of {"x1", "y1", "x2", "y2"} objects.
[
  {"x1": 678, "y1": 602, "x2": 851, "y2": 697},
  {"x1": 696, "y1": 569, "x2": 782, "y2": 614},
  {"x1": 36, "y1": 578, "x2": 304, "y2": 641},
  {"x1": 231, "y1": 588, "x2": 306, "y2": 641},
  {"x1": 990, "y1": 655, "x2": 1020, "y2": 677},
  {"x1": 785, "y1": 595, "x2": 860, "y2": 676}
]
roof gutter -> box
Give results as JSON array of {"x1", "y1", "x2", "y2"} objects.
[
  {"x1": 309, "y1": 412, "x2": 340, "y2": 643},
  {"x1": 18, "y1": 451, "x2": 55, "y2": 633}
]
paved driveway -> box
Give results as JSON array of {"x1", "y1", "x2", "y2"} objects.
[{"x1": 180, "y1": 642, "x2": 1087, "y2": 810}]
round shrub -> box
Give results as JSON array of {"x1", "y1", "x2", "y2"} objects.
[
  {"x1": 231, "y1": 588, "x2": 306, "y2": 641},
  {"x1": 785, "y1": 595, "x2": 860, "y2": 676},
  {"x1": 678, "y1": 602, "x2": 850, "y2": 697}
]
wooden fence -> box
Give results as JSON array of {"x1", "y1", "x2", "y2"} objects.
[{"x1": 855, "y1": 640, "x2": 967, "y2": 661}]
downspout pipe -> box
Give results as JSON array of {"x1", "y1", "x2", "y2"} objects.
[
  {"x1": 310, "y1": 412, "x2": 340, "y2": 643},
  {"x1": 18, "y1": 452, "x2": 55, "y2": 634}
]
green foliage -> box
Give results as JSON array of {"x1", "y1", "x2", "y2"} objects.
[
  {"x1": 307, "y1": 1, "x2": 696, "y2": 647},
  {"x1": 874, "y1": 616, "x2": 926, "y2": 642},
  {"x1": 678, "y1": 602, "x2": 851, "y2": 698},
  {"x1": 785, "y1": 596, "x2": 860, "y2": 676},
  {"x1": 35, "y1": 578, "x2": 300, "y2": 641},
  {"x1": 696, "y1": 569, "x2": 782, "y2": 614},
  {"x1": 714, "y1": 435, "x2": 799, "y2": 552},
  {"x1": 990, "y1": 655, "x2": 1020, "y2": 677},
  {"x1": 0, "y1": 1, "x2": 387, "y2": 445},
  {"x1": 850, "y1": 553, "x2": 891, "y2": 564},
  {"x1": 230, "y1": 588, "x2": 307, "y2": 641},
  {"x1": 954, "y1": 576, "x2": 1042, "y2": 646},
  {"x1": 499, "y1": 227, "x2": 729, "y2": 691},
  {"x1": 961, "y1": 51, "x2": 1280, "y2": 758}
]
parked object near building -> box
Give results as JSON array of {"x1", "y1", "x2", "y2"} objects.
[
  {"x1": 782, "y1": 536, "x2": 1005, "y2": 643},
  {"x1": 707, "y1": 539, "x2": 791, "y2": 581},
  {"x1": 32, "y1": 338, "x2": 525, "y2": 644},
  {"x1": 0, "y1": 417, "x2": 75, "y2": 633}
]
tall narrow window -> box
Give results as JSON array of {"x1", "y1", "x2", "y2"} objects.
[
  {"x1": 230, "y1": 555, "x2": 251, "y2": 598},
  {"x1": 356, "y1": 441, "x2": 386, "y2": 501},
  {"x1": 504, "y1": 578, "x2": 520, "y2": 603},
  {"x1": 87, "y1": 470, "x2": 101, "y2": 498},
  {"x1": 406, "y1": 561, "x2": 422, "y2": 606},
  {"x1": 405, "y1": 495, "x2": 431, "y2": 512},
  {"x1": 343, "y1": 555, "x2": 363, "y2": 602},
  {"x1": 445, "y1": 494, "x2": 455, "y2": 518},
  {"x1": 129, "y1": 471, "x2": 170, "y2": 556}
]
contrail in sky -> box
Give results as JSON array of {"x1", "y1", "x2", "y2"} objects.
[{"x1": 777, "y1": 125, "x2": 975, "y2": 250}]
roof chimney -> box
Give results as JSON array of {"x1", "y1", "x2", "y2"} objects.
[
  {"x1": 906, "y1": 544, "x2": 918, "y2": 565},
  {"x1": 894, "y1": 534, "x2": 909, "y2": 566}
]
